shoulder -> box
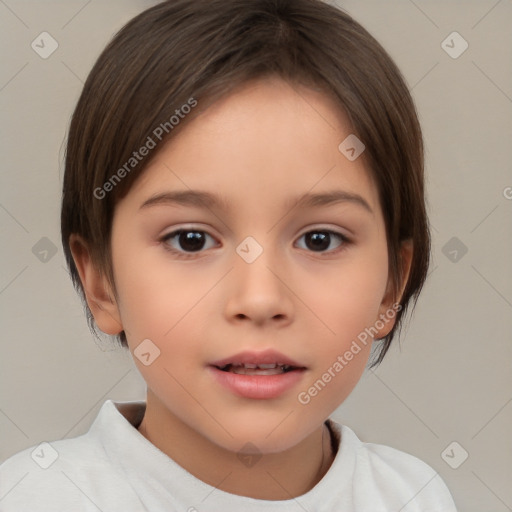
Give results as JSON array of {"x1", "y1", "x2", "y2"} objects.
[
  {"x1": 0, "y1": 437, "x2": 123, "y2": 512},
  {"x1": 328, "y1": 420, "x2": 458, "y2": 511},
  {"x1": 0, "y1": 401, "x2": 144, "y2": 511},
  {"x1": 1, "y1": 425, "x2": 106, "y2": 470}
]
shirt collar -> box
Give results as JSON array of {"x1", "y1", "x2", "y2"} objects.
[{"x1": 88, "y1": 399, "x2": 357, "y2": 511}]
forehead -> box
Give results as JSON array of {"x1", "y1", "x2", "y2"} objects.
[{"x1": 120, "y1": 77, "x2": 380, "y2": 218}]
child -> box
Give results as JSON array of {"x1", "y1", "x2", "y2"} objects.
[{"x1": 0, "y1": 0, "x2": 458, "y2": 509}]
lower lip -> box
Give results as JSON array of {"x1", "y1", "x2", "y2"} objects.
[{"x1": 208, "y1": 366, "x2": 306, "y2": 399}]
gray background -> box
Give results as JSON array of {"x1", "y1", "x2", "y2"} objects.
[{"x1": 1, "y1": 1, "x2": 511, "y2": 510}]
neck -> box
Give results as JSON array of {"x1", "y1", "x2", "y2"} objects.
[{"x1": 137, "y1": 392, "x2": 335, "y2": 500}]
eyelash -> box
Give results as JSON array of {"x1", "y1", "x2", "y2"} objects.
[{"x1": 159, "y1": 227, "x2": 352, "y2": 260}]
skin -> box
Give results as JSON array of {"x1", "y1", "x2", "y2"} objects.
[{"x1": 70, "y1": 77, "x2": 412, "y2": 500}]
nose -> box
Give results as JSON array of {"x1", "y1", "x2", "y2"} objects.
[{"x1": 224, "y1": 245, "x2": 294, "y2": 328}]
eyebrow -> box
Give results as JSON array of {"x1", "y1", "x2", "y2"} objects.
[{"x1": 139, "y1": 189, "x2": 373, "y2": 214}]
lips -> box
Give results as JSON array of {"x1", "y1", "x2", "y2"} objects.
[{"x1": 208, "y1": 349, "x2": 308, "y2": 398}]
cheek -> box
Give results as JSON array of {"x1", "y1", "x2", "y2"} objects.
[
  {"x1": 305, "y1": 256, "x2": 389, "y2": 345},
  {"x1": 296, "y1": 253, "x2": 388, "y2": 402},
  {"x1": 114, "y1": 231, "x2": 389, "y2": 357},
  {"x1": 112, "y1": 244, "x2": 212, "y2": 339},
  {"x1": 113, "y1": 251, "x2": 211, "y2": 397}
]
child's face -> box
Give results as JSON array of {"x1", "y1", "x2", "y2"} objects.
[{"x1": 104, "y1": 78, "x2": 398, "y2": 453}]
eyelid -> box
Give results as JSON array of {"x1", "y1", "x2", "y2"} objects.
[
  {"x1": 161, "y1": 223, "x2": 352, "y2": 240},
  {"x1": 297, "y1": 224, "x2": 351, "y2": 239}
]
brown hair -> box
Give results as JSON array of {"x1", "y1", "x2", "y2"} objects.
[{"x1": 61, "y1": 0, "x2": 430, "y2": 367}]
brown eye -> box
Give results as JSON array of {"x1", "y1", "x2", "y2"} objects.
[
  {"x1": 296, "y1": 230, "x2": 349, "y2": 253},
  {"x1": 161, "y1": 229, "x2": 216, "y2": 256}
]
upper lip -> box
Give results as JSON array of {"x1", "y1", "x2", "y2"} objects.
[{"x1": 209, "y1": 349, "x2": 306, "y2": 369}]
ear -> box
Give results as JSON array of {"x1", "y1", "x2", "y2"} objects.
[
  {"x1": 374, "y1": 239, "x2": 413, "y2": 339},
  {"x1": 69, "y1": 234, "x2": 123, "y2": 335}
]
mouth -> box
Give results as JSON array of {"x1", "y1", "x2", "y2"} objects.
[
  {"x1": 209, "y1": 349, "x2": 307, "y2": 375},
  {"x1": 207, "y1": 349, "x2": 307, "y2": 399},
  {"x1": 214, "y1": 362, "x2": 299, "y2": 376}
]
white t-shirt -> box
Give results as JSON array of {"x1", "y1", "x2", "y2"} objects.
[{"x1": 0, "y1": 400, "x2": 457, "y2": 511}]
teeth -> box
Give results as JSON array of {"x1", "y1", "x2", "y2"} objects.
[
  {"x1": 232, "y1": 365, "x2": 285, "y2": 376},
  {"x1": 219, "y1": 363, "x2": 294, "y2": 375},
  {"x1": 217, "y1": 363, "x2": 296, "y2": 374}
]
